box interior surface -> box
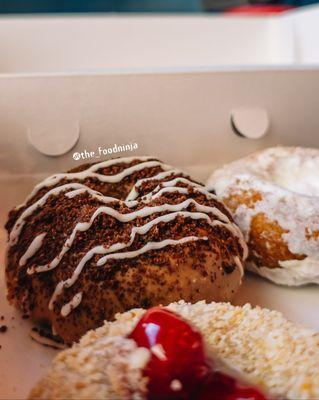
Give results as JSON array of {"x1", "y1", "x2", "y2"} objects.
[
  {"x1": 1, "y1": 12, "x2": 319, "y2": 400},
  {"x1": 1, "y1": 166, "x2": 319, "y2": 400},
  {"x1": 1, "y1": 105, "x2": 319, "y2": 398}
]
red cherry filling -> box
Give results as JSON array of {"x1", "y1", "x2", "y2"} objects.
[
  {"x1": 128, "y1": 307, "x2": 209, "y2": 398},
  {"x1": 197, "y1": 372, "x2": 266, "y2": 400},
  {"x1": 128, "y1": 307, "x2": 266, "y2": 400}
]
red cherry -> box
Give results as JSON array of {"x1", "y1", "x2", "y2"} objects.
[
  {"x1": 197, "y1": 372, "x2": 266, "y2": 400},
  {"x1": 128, "y1": 307, "x2": 266, "y2": 400},
  {"x1": 128, "y1": 307, "x2": 209, "y2": 398}
]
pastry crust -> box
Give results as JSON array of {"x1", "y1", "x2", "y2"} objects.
[
  {"x1": 29, "y1": 300, "x2": 319, "y2": 400},
  {"x1": 5, "y1": 156, "x2": 246, "y2": 344},
  {"x1": 207, "y1": 147, "x2": 319, "y2": 285}
]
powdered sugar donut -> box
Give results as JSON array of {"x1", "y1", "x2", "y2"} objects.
[{"x1": 207, "y1": 147, "x2": 319, "y2": 286}]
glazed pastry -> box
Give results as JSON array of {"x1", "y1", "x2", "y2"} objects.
[
  {"x1": 29, "y1": 300, "x2": 319, "y2": 400},
  {"x1": 207, "y1": 147, "x2": 319, "y2": 286},
  {"x1": 5, "y1": 156, "x2": 246, "y2": 344}
]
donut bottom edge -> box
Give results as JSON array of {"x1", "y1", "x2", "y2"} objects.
[
  {"x1": 7, "y1": 248, "x2": 243, "y2": 345},
  {"x1": 247, "y1": 257, "x2": 319, "y2": 286}
]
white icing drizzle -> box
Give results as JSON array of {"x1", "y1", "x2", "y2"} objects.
[
  {"x1": 48, "y1": 206, "x2": 241, "y2": 310},
  {"x1": 10, "y1": 157, "x2": 170, "y2": 246},
  {"x1": 142, "y1": 186, "x2": 233, "y2": 227},
  {"x1": 47, "y1": 206, "x2": 245, "y2": 311},
  {"x1": 65, "y1": 187, "x2": 139, "y2": 208},
  {"x1": 143, "y1": 184, "x2": 218, "y2": 202},
  {"x1": 125, "y1": 169, "x2": 182, "y2": 201},
  {"x1": 49, "y1": 245, "x2": 107, "y2": 310},
  {"x1": 29, "y1": 199, "x2": 243, "y2": 275},
  {"x1": 19, "y1": 232, "x2": 47, "y2": 266},
  {"x1": 61, "y1": 292, "x2": 83, "y2": 317},
  {"x1": 96, "y1": 211, "x2": 226, "y2": 266},
  {"x1": 9, "y1": 183, "x2": 107, "y2": 246},
  {"x1": 67, "y1": 182, "x2": 219, "y2": 210},
  {"x1": 141, "y1": 186, "x2": 245, "y2": 247},
  {"x1": 139, "y1": 177, "x2": 202, "y2": 200},
  {"x1": 126, "y1": 176, "x2": 204, "y2": 202},
  {"x1": 97, "y1": 236, "x2": 208, "y2": 265},
  {"x1": 27, "y1": 158, "x2": 170, "y2": 201},
  {"x1": 49, "y1": 236, "x2": 208, "y2": 311},
  {"x1": 143, "y1": 186, "x2": 189, "y2": 200},
  {"x1": 65, "y1": 187, "x2": 102, "y2": 199},
  {"x1": 234, "y1": 255, "x2": 244, "y2": 279}
]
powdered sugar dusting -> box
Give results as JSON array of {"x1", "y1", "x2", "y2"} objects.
[{"x1": 207, "y1": 147, "x2": 319, "y2": 285}]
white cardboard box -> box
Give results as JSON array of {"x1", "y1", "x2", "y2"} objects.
[
  {"x1": 0, "y1": 9, "x2": 319, "y2": 182},
  {"x1": 1, "y1": 11, "x2": 319, "y2": 400}
]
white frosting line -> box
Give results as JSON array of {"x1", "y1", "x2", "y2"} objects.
[
  {"x1": 130, "y1": 177, "x2": 203, "y2": 202},
  {"x1": 143, "y1": 186, "x2": 189, "y2": 200},
  {"x1": 47, "y1": 208, "x2": 234, "y2": 308},
  {"x1": 65, "y1": 187, "x2": 103, "y2": 199},
  {"x1": 49, "y1": 236, "x2": 208, "y2": 311},
  {"x1": 65, "y1": 187, "x2": 139, "y2": 208},
  {"x1": 67, "y1": 182, "x2": 220, "y2": 213},
  {"x1": 48, "y1": 205, "x2": 245, "y2": 312},
  {"x1": 28, "y1": 159, "x2": 170, "y2": 201},
  {"x1": 234, "y1": 255, "x2": 244, "y2": 279},
  {"x1": 30, "y1": 199, "x2": 243, "y2": 275},
  {"x1": 125, "y1": 169, "x2": 182, "y2": 201},
  {"x1": 97, "y1": 211, "x2": 229, "y2": 266},
  {"x1": 143, "y1": 185, "x2": 218, "y2": 202},
  {"x1": 160, "y1": 177, "x2": 203, "y2": 189},
  {"x1": 19, "y1": 232, "x2": 47, "y2": 266},
  {"x1": 144, "y1": 186, "x2": 232, "y2": 226},
  {"x1": 61, "y1": 292, "x2": 83, "y2": 317},
  {"x1": 98, "y1": 236, "x2": 208, "y2": 264},
  {"x1": 49, "y1": 248, "x2": 105, "y2": 310},
  {"x1": 9, "y1": 183, "x2": 94, "y2": 246},
  {"x1": 12, "y1": 158, "x2": 170, "y2": 246},
  {"x1": 140, "y1": 178, "x2": 200, "y2": 200}
]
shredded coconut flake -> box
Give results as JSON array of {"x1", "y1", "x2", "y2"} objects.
[
  {"x1": 30, "y1": 300, "x2": 319, "y2": 400},
  {"x1": 170, "y1": 379, "x2": 183, "y2": 392}
]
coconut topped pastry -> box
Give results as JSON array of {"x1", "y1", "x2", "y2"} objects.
[
  {"x1": 207, "y1": 146, "x2": 319, "y2": 286},
  {"x1": 5, "y1": 156, "x2": 246, "y2": 344},
  {"x1": 29, "y1": 300, "x2": 319, "y2": 400}
]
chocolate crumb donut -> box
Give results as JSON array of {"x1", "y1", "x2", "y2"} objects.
[{"x1": 5, "y1": 156, "x2": 247, "y2": 344}]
